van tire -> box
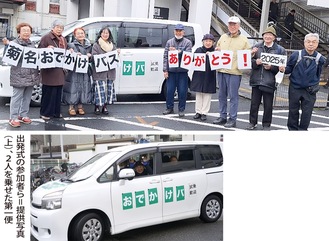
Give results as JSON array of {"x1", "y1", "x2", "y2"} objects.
[
  {"x1": 199, "y1": 195, "x2": 222, "y2": 223},
  {"x1": 71, "y1": 212, "x2": 104, "y2": 241}
]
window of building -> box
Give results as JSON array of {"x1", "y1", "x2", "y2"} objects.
[
  {"x1": 49, "y1": 0, "x2": 60, "y2": 14},
  {"x1": 25, "y1": 0, "x2": 36, "y2": 11}
]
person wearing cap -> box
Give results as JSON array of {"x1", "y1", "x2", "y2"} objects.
[
  {"x1": 246, "y1": 26, "x2": 286, "y2": 130},
  {"x1": 285, "y1": 33, "x2": 325, "y2": 130},
  {"x1": 38, "y1": 19, "x2": 68, "y2": 120},
  {"x1": 190, "y1": 33, "x2": 216, "y2": 121},
  {"x1": 163, "y1": 23, "x2": 193, "y2": 117},
  {"x1": 213, "y1": 16, "x2": 253, "y2": 128}
]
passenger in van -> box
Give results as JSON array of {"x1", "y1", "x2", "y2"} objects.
[
  {"x1": 133, "y1": 161, "x2": 152, "y2": 176},
  {"x1": 163, "y1": 23, "x2": 193, "y2": 117},
  {"x1": 62, "y1": 28, "x2": 92, "y2": 116},
  {"x1": 38, "y1": 20, "x2": 68, "y2": 121},
  {"x1": 91, "y1": 26, "x2": 118, "y2": 115},
  {"x1": 190, "y1": 34, "x2": 217, "y2": 121},
  {"x1": 170, "y1": 155, "x2": 178, "y2": 162}
]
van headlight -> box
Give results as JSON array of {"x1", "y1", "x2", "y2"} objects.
[{"x1": 41, "y1": 191, "x2": 63, "y2": 210}]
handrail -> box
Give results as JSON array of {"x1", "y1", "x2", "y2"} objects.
[
  {"x1": 213, "y1": 0, "x2": 260, "y2": 38},
  {"x1": 280, "y1": 1, "x2": 329, "y2": 45}
]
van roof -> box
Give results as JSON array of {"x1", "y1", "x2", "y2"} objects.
[
  {"x1": 107, "y1": 141, "x2": 222, "y2": 154},
  {"x1": 67, "y1": 17, "x2": 202, "y2": 28}
]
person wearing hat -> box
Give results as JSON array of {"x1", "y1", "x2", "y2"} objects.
[
  {"x1": 213, "y1": 16, "x2": 254, "y2": 128},
  {"x1": 163, "y1": 23, "x2": 193, "y2": 117},
  {"x1": 190, "y1": 33, "x2": 216, "y2": 121},
  {"x1": 246, "y1": 26, "x2": 286, "y2": 130},
  {"x1": 38, "y1": 19, "x2": 68, "y2": 120}
]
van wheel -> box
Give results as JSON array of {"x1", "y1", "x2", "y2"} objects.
[
  {"x1": 71, "y1": 213, "x2": 104, "y2": 241},
  {"x1": 199, "y1": 195, "x2": 222, "y2": 223}
]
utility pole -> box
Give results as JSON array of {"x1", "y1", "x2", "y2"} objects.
[{"x1": 259, "y1": 0, "x2": 271, "y2": 35}]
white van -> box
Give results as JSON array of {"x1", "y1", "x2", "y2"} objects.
[
  {"x1": 30, "y1": 141, "x2": 223, "y2": 241},
  {"x1": 0, "y1": 17, "x2": 203, "y2": 104}
]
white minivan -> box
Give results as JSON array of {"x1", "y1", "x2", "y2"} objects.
[
  {"x1": 0, "y1": 17, "x2": 203, "y2": 104},
  {"x1": 30, "y1": 141, "x2": 223, "y2": 241}
]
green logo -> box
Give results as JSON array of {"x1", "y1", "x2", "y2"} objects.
[
  {"x1": 176, "y1": 185, "x2": 185, "y2": 201},
  {"x1": 148, "y1": 188, "x2": 158, "y2": 205},
  {"x1": 164, "y1": 187, "x2": 174, "y2": 203},
  {"x1": 135, "y1": 190, "x2": 145, "y2": 208},
  {"x1": 122, "y1": 61, "x2": 133, "y2": 75},
  {"x1": 122, "y1": 193, "x2": 133, "y2": 210},
  {"x1": 135, "y1": 61, "x2": 145, "y2": 75}
]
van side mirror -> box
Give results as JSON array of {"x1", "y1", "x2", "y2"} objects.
[{"x1": 118, "y1": 168, "x2": 135, "y2": 180}]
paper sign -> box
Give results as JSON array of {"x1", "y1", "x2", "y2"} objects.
[
  {"x1": 219, "y1": 50, "x2": 233, "y2": 69},
  {"x1": 62, "y1": 50, "x2": 76, "y2": 71},
  {"x1": 193, "y1": 53, "x2": 206, "y2": 71},
  {"x1": 21, "y1": 47, "x2": 39, "y2": 69},
  {"x1": 75, "y1": 55, "x2": 89, "y2": 73},
  {"x1": 209, "y1": 51, "x2": 221, "y2": 71},
  {"x1": 180, "y1": 51, "x2": 193, "y2": 70},
  {"x1": 2, "y1": 41, "x2": 24, "y2": 66},
  {"x1": 106, "y1": 51, "x2": 119, "y2": 69},
  {"x1": 53, "y1": 48, "x2": 65, "y2": 68},
  {"x1": 168, "y1": 50, "x2": 179, "y2": 68},
  {"x1": 94, "y1": 53, "x2": 109, "y2": 73},
  {"x1": 260, "y1": 53, "x2": 287, "y2": 67},
  {"x1": 38, "y1": 48, "x2": 55, "y2": 69},
  {"x1": 237, "y1": 50, "x2": 252, "y2": 69}
]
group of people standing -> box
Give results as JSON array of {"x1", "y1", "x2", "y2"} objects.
[
  {"x1": 7, "y1": 20, "x2": 118, "y2": 127},
  {"x1": 163, "y1": 16, "x2": 326, "y2": 131}
]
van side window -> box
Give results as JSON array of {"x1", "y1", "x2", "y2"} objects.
[
  {"x1": 161, "y1": 148, "x2": 195, "y2": 174},
  {"x1": 98, "y1": 166, "x2": 114, "y2": 182},
  {"x1": 65, "y1": 22, "x2": 120, "y2": 45},
  {"x1": 123, "y1": 26, "x2": 162, "y2": 48},
  {"x1": 199, "y1": 145, "x2": 223, "y2": 168}
]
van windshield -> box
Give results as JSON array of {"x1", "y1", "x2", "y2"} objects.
[{"x1": 67, "y1": 151, "x2": 120, "y2": 181}]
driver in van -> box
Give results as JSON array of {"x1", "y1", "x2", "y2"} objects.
[{"x1": 133, "y1": 161, "x2": 152, "y2": 176}]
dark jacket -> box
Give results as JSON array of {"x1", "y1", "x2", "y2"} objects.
[
  {"x1": 91, "y1": 40, "x2": 117, "y2": 81},
  {"x1": 190, "y1": 45, "x2": 216, "y2": 94},
  {"x1": 38, "y1": 31, "x2": 68, "y2": 86},
  {"x1": 284, "y1": 13, "x2": 295, "y2": 31},
  {"x1": 249, "y1": 42, "x2": 286, "y2": 91},
  {"x1": 10, "y1": 37, "x2": 40, "y2": 87},
  {"x1": 285, "y1": 49, "x2": 325, "y2": 88},
  {"x1": 163, "y1": 37, "x2": 192, "y2": 73},
  {"x1": 62, "y1": 39, "x2": 92, "y2": 105}
]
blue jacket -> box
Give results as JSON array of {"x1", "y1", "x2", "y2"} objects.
[{"x1": 285, "y1": 49, "x2": 325, "y2": 88}]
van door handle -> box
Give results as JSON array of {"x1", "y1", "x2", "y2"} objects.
[
  {"x1": 162, "y1": 177, "x2": 173, "y2": 182},
  {"x1": 149, "y1": 179, "x2": 160, "y2": 184}
]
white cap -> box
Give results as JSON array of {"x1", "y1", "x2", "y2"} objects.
[{"x1": 228, "y1": 16, "x2": 241, "y2": 23}]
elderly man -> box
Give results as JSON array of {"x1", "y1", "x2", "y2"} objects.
[
  {"x1": 285, "y1": 33, "x2": 326, "y2": 130},
  {"x1": 163, "y1": 23, "x2": 192, "y2": 117},
  {"x1": 213, "y1": 16, "x2": 253, "y2": 128},
  {"x1": 246, "y1": 26, "x2": 286, "y2": 130}
]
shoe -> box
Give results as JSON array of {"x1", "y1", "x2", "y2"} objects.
[
  {"x1": 18, "y1": 116, "x2": 32, "y2": 124},
  {"x1": 246, "y1": 123, "x2": 257, "y2": 130},
  {"x1": 102, "y1": 106, "x2": 109, "y2": 115},
  {"x1": 262, "y1": 126, "x2": 271, "y2": 131},
  {"x1": 224, "y1": 119, "x2": 236, "y2": 128},
  {"x1": 193, "y1": 113, "x2": 201, "y2": 119},
  {"x1": 69, "y1": 108, "x2": 76, "y2": 116},
  {"x1": 178, "y1": 111, "x2": 185, "y2": 117},
  {"x1": 163, "y1": 109, "x2": 173, "y2": 115},
  {"x1": 94, "y1": 106, "x2": 100, "y2": 115},
  {"x1": 78, "y1": 108, "x2": 85, "y2": 115},
  {"x1": 213, "y1": 117, "x2": 227, "y2": 125},
  {"x1": 200, "y1": 114, "x2": 207, "y2": 121},
  {"x1": 9, "y1": 119, "x2": 21, "y2": 127},
  {"x1": 40, "y1": 115, "x2": 51, "y2": 120}
]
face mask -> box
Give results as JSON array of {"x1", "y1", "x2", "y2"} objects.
[{"x1": 175, "y1": 35, "x2": 183, "y2": 40}]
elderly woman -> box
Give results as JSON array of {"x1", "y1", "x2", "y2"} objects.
[
  {"x1": 91, "y1": 26, "x2": 118, "y2": 115},
  {"x1": 8, "y1": 23, "x2": 40, "y2": 127},
  {"x1": 62, "y1": 28, "x2": 92, "y2": 116},
  {"x1": 38, "y1": 19, "x2": 67, "y2": 120}
]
